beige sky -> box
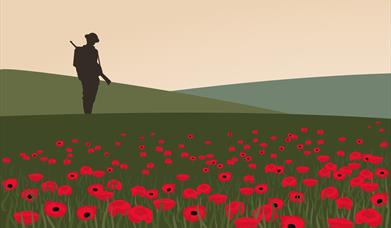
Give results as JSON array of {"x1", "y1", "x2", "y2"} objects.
[{"x1": 1, "y1": 0, "x2": 390, "y2": 90}]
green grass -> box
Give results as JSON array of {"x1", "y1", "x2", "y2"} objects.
[
  {"x1": 0, "y1": 69, "x2": 275, "y2": 116},
  {"x1": 0, "y1": 113, "x2": 390, "y2": 227}
]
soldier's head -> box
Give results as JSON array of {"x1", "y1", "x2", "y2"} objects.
[{"x1": 85, "y1": 33, "x2": 99, "y2": 45}]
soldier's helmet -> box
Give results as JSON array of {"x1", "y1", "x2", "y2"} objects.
[{"x1": 85, "y1": 33, "x2": 99, "y2": 43}]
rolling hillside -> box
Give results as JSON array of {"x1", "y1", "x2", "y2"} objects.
[
  {"x1": 177, "y1": 74, "x2": 391, "y2": 118},
  {"x1": 0, "y1": 70, "x2": 275, "y2": 116}
]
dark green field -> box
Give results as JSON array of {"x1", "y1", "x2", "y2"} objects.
[{"x1": 0, "y1": 113, "x2": 390, "y2": 227}]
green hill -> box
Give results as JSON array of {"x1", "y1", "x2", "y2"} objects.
[
  {"x1": 0, "y1": 69, "x2": 275, "y2": 116},
  {"x1": 177, "y1": 74, "x2": 391, "y2": 118}
]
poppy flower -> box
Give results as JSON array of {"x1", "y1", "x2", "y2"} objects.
[
  {"x1": 252, "y1": 204, "x2": 277, "y2": 222},
  {"x1": 302, "y1": 178, "x2": 318, "y2": 187},
  {"x1": 349, "y1": 151, "x2": 361, "y2": 161},
  {"x1": 13, "y1": 211, "x2": 39, "y2": 225},
  {"x1": 318, "y1": 167, "x2": 331, "y2": 178},
  {"x1": 95, "y1": 191, "x2": 114, "y2": 201},
  {"x1": 41, "y1": 180, "x2": 58, "y2": 193},
  {"x1": 254, "y1": 184, "x2": 268, "y2": 194},
  {"x1": 332, "y1": 171, "x2": 346, "y2": 181},
  {"x1": 273, "y1": 165, "x2": 285, "y2": 174},
  {"x1": 80, "y1": 166, "x2": 93, "y2": 175},
  {"x1": 131, "y1": 186, "x2": 146, "y2": 197},
  {"x1": 335, "y1": 197, "x2": 352, "y2": 210},
  {"x1": 2, "y1": 178, "x2": 17, "y2": 191},
  {"x1": 234, "y1": 217, "x2": 259, "y2": 228},
  {"x1": 280, "y1": 216, "x2": 305, "y2": 228},
  {"x1": 153, "y1": 198, "x2": 176, "y2": 211},
  {"x1": 87, "y1": 184, "x2": 104, "y2": 196},
  {"x1": 183, "y1": 205, "x2": 206, "y2": 222},
  {"x1": 225, "y1": 201, "x2": 245, "y2": 220},
  {"x1": 183, "y1": 188, "x2": 198, "y2": 199},
  {"x1": 27, "y1": 173, "x2": 43, "y2": 182},
  {"x1": 239, "y1": 187, "x2": 254, "y2": 196},
  {"x1": 289, "y1": 191, "x2": 304, "y2": 203},
  {"x1": 360, "y1": 182, "x2": 379, "y2": 193},
  {"x1": 67, "y1": 171, "x2": 79, "y2": 180},
  {"x1": 92, "y1": 170, "x2": 105, "y2": 178},
  {"x1": 107, "y1": 200, "x2": 131, "y2": 217},
  {"x1": 321, "y1": 186, "x2": 339, "y2": 200},
  {"x1": 268, "y1": 198, "x2": 284, "y2": 210},
  {"x1": 44, "y1": 201, "x2": 67, "y2": 218},
  {"x1": 338, "y1": 166, "x2": 352, "y2": 176},
  {"x1": 76, "y1": 206, "x2": 96, "y2": 221},
  {"x1": 208, "y1": 194, "x2": 228, "y2": 204},
  {"x1": 145, "y1": 189, "x2": 158, "y2": 199},
  {"x1": 21, "y1": 188, "x2": 39, "y2": 202},
  {"x1": 327, "y1": 218, "x2": 353, "y2": 228},
  {"x1": 375, "y1": 168, "x2": 389, "y2": 178},
  {"x1": 349, "y1": 176, "x2": 365, "y2": 188},
  {"x1": 196, "y1": 183, "x2": 212, "y2": 194},
  {"x1": 55, "y1": 140, "x2": 64, "y2": 147},
  {"x1": 370, "y1": 193, "x2": 388, "y2": 207},
  {"x1": 281, "y1": 176, "x2": 297, "y2": 187},
  {"x1": 296, "y1": 166, "x2": 309, "y2": 174},
  {"x1": 355, "y1": 208, "x2": 382, "y2": 227},
  {"x1": 162, "y1": 183, "x2": 175, "y2": 194},
  {"x1": 107, "y1": 179, "x2": 123, "y2": 191},
  {"x1": 347, "y1": 162, "x2": 361, "y2": 170},
  {"x1": 58, "y1": 185, "x2": 72, "y2": 196},
  {"x1": 218, "y1": 172, "x2": 232, "y2": 182},
  {"x1": 176, "y1": 174, "x2": 190, "y2": 182}
]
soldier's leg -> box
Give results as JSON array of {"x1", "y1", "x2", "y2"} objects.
[
  {"x1": 88, "y1": 79, "x2": 100, "y2": 113},
  {"x1": 81, "y1": 80, "x2": 90, "y2": 114}
]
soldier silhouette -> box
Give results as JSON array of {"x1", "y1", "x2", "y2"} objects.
[{"x1": 71, "y1": 33, "x2": 111, "y2": 114}]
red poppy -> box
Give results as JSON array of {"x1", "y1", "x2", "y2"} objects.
[
  {"x1": 324, "y1": 162, "x2": 337, "y2": 171},
  {"x1": 145, "y1": 189, "x2": 158, "y2": 199},
  {"x1": 289, "y1": 191, "x2": 304, "y2": 203},
  {"x1": 44, "y1": 201, "x2": 67, "y2": 218},
  {"x1": 107, "y1": 179, "x2": 123, "y2": 191},
  {"x1": 183, "y1": 205, "x2": 206, "y2": 222},
  {"x1": 318, "y1": 167, "x2": 331, "y2": 178},
  {"x1": 349, "y1": 151, "x2": 361, "y2": 161},
  {"x1": 76, "y1": 206, "x2": 96, "y2": 221},
  {"x1": 268, "y1": 198, "x2": 284, "y2": 210},
  {"x1": 153, "y1": 198, "x2": 176, "y2": 211},
  {"x1": 2, "y1": 178, "x2": 18, "y2": 191},
  {"x1": 183, "y1": 188, "x2": 198, "y2": 199},
  {"x1": 347, "y1": 162, "x2": 361, "y2": 170},
  {"x1": 321, "y1": 186, "x2": 339, "y2": 200},
  {"x1": 296, "y1": 166, "x2": 309, "y2": 174},
  {"x1": 107, "y1": 200, "x2": 131, "y2": 217},
  {"x1": 55, "y1": 140, "x2": 64, "y2": 147},
  {"x1": 208, "y1": 194, "x2": 228, "y2": 204},
  {"x1": 131, "y1": 186, "x2": 146, "y2": 197},
  {"x1": 280, "y1": 216, "x2": 305, "y2": 228},
  {"x1": 234, "y1": 217, "x2": 259, "y2": 228},
  {"x1": 58, "y1": 185, "x2": 72, "y2": 196},
  {"x1": 302, "y1": 178, "x2": 318, "y2": 187},
  {"x1": 2, "y1": 157, "x2": 11, "y2": 164},
  {"x1": 41, "y1": 180, "x2": 58, "y2": 193},
  {"x1": 13, "y1": 211, "x2": 39, "y2": 225},
  {"x1": 80, "y1": 166, "x2": 93, "y2": 175},
  {"x1": 176, "y1": 174, "x2": 190, "y2": 182},
  {"x1": 332, "y1": 171, "x2": 346, "y2": 181},
  {"x1": 360, "y1": 182, "x2": 379, "y2": 193},
  {"x1": 349, "y1": 176, "x2": 364, "y2": 188},
  {"x1": 243, "y1": 175, "x2": 255, "y2": 184},
  {"x1": 21, "y1": 188, "x2": 39, "y2": 202},
  {"x1": 225, "y1": 201, "x2": 245, "y2": 220},
  {"x1": 355, "y1": 208, "x2": 382, "y2": 227},
  {"x1": 93, "y1": 170, "x2": 106, "y2": 178},
  {"x1": 218, "y1": 172, "x2": 232, "y2": 182},
  {"x1": 370, "y1": 193, "x2": 388, "y2": 207},
  {"x1": 87, "y1": 184, "x2": 104, "y2": 196},
  {"x1": 335, "y1": 197, "x2": 352, "y2": 210},
  {"x1": 327, "y1": 218, "x2": 354, "y2": 228},
  {"x1": 67, "y1": 171, "x2": 79, "y2": 180},
  {"x1": 162, "y1": 183, "x2": 175, "y2": 194},
  {"x1": 273, "y1": 165, "x2": 285, "y2": 174},
  {"x1": 375, "y1": 168, "x2": 389, "y2": 178},
  {"x1": 281, "y1": 176, "x2": 297, "y2": 187},
  {"x1": 264, "y1": 163, "x2": 276, "y2": 173},
  {"x1": 196, "y1": 183, "x2": 212, "y2": 194},
  {"x1": 94, "y1": 191, "x2": 114, "y2": 201},
  {"x1": 27, "y1": 173, "x2": 43, "y2": 182},
  {"x1": 252, "y1": 204, "x2": 277, "y2": 222},
  {"x1": 240, "y1": 187, "x2": 254, "y2": 196},
  {"x1": 254, "y1": 184, "x2": 268, "y2": 194}
]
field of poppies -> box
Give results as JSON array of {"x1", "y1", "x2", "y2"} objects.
[{"x1": 0, "y1": 113, "x2": 390, "y2": 228}]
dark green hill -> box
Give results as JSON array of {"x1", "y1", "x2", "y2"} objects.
[
  {"x1": 0, "y1": 69, "x2": 275, "y2": 116},
  {"x1": 177, "y1": 74, "x2": 391, "y2": 118}
]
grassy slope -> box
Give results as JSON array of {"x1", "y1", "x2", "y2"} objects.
[
  {"x1": 176, "y1": 74, "x2": 391, "y2": 118},
  {"x1": 0, "y1": 69, "x2": 275, "y2": 116}
]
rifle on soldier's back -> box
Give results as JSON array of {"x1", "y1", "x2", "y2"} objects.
[{"x1": 70, "y1": 41, "x2": 111, "y2": 85}]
